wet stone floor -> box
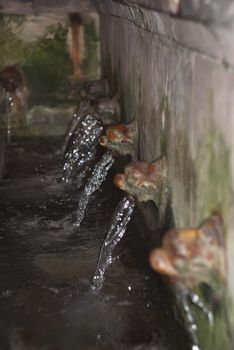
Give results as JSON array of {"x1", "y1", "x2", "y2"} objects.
[{"x1": 0, "y1": 138, "x2": 190, "y2": 350}]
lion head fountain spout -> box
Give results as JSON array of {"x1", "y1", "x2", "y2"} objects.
[
  {"x1": 94, "y1": 94, "x2": 120, "y2": 125},
  {"x1": 114, "y1": 156, "x2": 168, "y2": 216},
  {"x1": 0, "y1": 65, "x2": 26, "y2": 142},
  {"x1": 149, "y1": 214, "x2": 226, "y2": 293},
  {"x1": 99, "y1": 119, "x2": 138, "y2": 158},
  {"x1": 80, "y1": 78, "x2": 109, "y2": 99},
  {"x1": 0, "y1": 65, "x2": 23, "y2": 93},
  {"x1": 149, "y1": 214, "x2": 227, "y2": 347}
]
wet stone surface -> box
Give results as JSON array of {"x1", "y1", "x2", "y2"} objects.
[{"x1": 0, "y1": 138, "x2": 190, "y2": 350}]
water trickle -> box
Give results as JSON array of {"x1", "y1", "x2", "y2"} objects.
[
  {"x1": 179, "y1": 289, "x2": 205, "y2": 350},
  {"x1": 6, "y1": 92, "x2": 15, "y2": 143},
  {"x1": 190, "y1": 292, "x2": 213, "y2": 325},
  {"x1": 182, "y1": 298, "x2": 200, "y2": 349},
  {"x1": 62, "y1": 114, "x2": 103, "y2": 183},
  {"x1": 91, "y1": 195, "x2": 135, "y2": 293},
  {"x1": 60, "y1": 98, "x2": 91, "y2": 155},
  {"x1": 73, "y1": 150, "x2": 115, "y2": 228}
]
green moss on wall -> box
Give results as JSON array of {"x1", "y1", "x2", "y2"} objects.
[
  {"x1": 156, "y1": 92, "x2": 233, "y2": 349},
  {"x1": 196, "y1": 130, "x2": 232, "y2": 227},
  {"x1": 194, "y1": 129, "x2": 233, "y2": 349},
  {"x1": 81, "y1": 18, "x2": 99, "y2": 78}
]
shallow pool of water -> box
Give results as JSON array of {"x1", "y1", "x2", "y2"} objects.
[{"x1": 0, "y1": 138, "x2": 190, "y2": 350}]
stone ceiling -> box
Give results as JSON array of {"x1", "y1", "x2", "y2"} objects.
[{"x1": 1, "y1": 0, "x2": 234, "y2": 25}]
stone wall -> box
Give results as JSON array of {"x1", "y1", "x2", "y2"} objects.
[
  {"x1": 1, "y1": 0, "x2": 234, "y2": 24},
  {"x1": 111, "y1": 0, "x2": 234, "y2": 24},
  {"x1": 98, "y1": 2, "x2": 234, "y2": 349}
]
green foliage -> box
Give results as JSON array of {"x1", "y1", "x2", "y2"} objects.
[
  {"x1": 0, "y1": 15, "x2": 72, "y2": 95},
  {"x1": 23, "y1": 23, "x2": 72, "y2": 94},
  {"x1": 0, "y1": 14, "x2": 100, "y2": 97}
]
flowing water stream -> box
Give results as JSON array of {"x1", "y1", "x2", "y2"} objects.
[
  {"x1": 60, "y1": 98, "x2": 91, "y2": 155},
  {"x1": 74, "y1": 150, "x2": 115, "y2": 228},
  {"x1": 91, "y1": 195, "x2": 135, "y2": 293},
  {"x1": 5, "y1": 92, "x2": 14, "y2": 143},
  {"x1": 63, "y1": 114, "x2": 103, "y2": 184}
]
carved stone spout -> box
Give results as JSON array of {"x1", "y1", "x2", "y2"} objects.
[
  {"x1": 0, "y1": 65, "x2": 26, "y2": 142},
  {"x1": 80, "y1": 78, "x2": 109, "y2": 99},
  {"x1": 99, "y1": 119, "x2": 138, "y2": 158},
  {"x1": 95, "y1": 95, "x2": 120, "y2": 125},
  {"x1": 149, "y1": 214, "x2": 226, "y2": 292},
  {"x1": 114, "y1": 156, "x2": 168, "y2": 213},
  {"x1": 0, "y1": 65, "x2": 23, "y2": 93}
]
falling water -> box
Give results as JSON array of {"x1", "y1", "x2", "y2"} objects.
[
  {"x1": 62, "y1": 114, "x2": 103, "y2": 183},
  {"x1": 73, "y1": 150, "x2": 115, "y2": 228},
  {"x1": 91, "y1": 195, "x2": 135, "y2": 293},
  {"x1": 6, "y1": 92, "x2": 14, "y2": 143},
  {"x1": 60, "y1": 98, "x2": 91, "y2": 155},
  {"x1": 178, "y1": 288, "x2": 214, "y2": 350},
  {"x1": 190, "y1": 292, "x2": 213, "y2": 325},
  {"x1": 182, "y1": 296, "x2": 200, "y2": 350}
]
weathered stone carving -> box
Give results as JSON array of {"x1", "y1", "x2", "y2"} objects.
[
  {"x1": 99, "y1": 119, "x2": 138, "y2": 157},
  {"x1": 114, "y1": 156, "x2": 168, "y2": 216},
  {"x1": 95, "y1": 95, "x2": 120, "y2": 125},
  {"x1": 149, "y1": 215, "x2": 226, "y2": 293},
  {"x1": 80, "y1": 78, "x2": 109, "y2": 99}
]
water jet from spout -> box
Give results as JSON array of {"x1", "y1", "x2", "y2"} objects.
[
  {"x1": 60, "y1": 98, "x2": 92, "y2": 155},
  {"x1": 73, "y1": 150, "x2": 115, "y2": 227},
  {"x1": 91, "y1": 195, "x2": 135, "y2": 293},
  {"x1": 63, "y1": 114, "x2": 103, "y2": 183}
]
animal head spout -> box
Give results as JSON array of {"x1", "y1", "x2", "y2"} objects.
[
  {"x1": 80, "y1": 78, "x2": 109, "y2": 99},
  {"x1": 99, "y1": 118, "x2": 138, "y2": 158},
  {"x1": 95, "y1": 95, "x2": 120, "y2": 124},
  {"x1": 0, "y1": 65, "x2": 23, "y2": 92},
  {"x1": 149, "y1": 215, "x2": 226, "y2": 293},
  {"x1": 113, "y1": 156, "x2": 168, "y2": 208}
]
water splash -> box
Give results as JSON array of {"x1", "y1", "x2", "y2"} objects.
[
  {"x1": 60, "y1": 98, "x2": 91, "y2": 155},
  {"x1": 73, "y1": 150, "x2": 115, "y2": 227},
  {"x1": 91, "y1": 195, "x2": 135, "y2": 293},
  {"x1": 63, "y1": 114, "x2": 103, "y2": 183}
]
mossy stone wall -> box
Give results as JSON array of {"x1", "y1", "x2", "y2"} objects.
[{"x1": 99, "y1": 2, "x2": 234, "y2": 349}]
